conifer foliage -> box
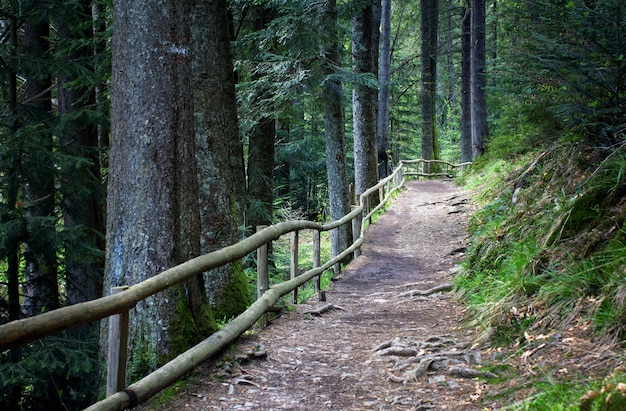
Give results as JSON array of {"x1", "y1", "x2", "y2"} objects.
[
  {"x1": 0, "y1": 0, "x2": 108, "y2": 408},
  {"x1": 0, "y1": 0, "x2": 624, "y2": 408}
]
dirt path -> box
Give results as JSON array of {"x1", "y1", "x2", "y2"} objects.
[{"x1": 150, "y1": 180, "x2": 491, "y2": 411}]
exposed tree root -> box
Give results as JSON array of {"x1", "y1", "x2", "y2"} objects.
[
  {"x1": 398, "y1": 282, "x2": 454, "y2": 298},
  {"x1": 302, "y1": 303, "x2": 345, "y2": 316},
  {"x1": 374, "y1": 336, "x2": 495, "y2": 384}
]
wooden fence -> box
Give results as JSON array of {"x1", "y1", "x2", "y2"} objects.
[
  {"x1": 403, "y1": 158, "x2": 472, "y2": 178},
  {"x1": 0, "y1": 159, "x2": 467, "y2": 411}
]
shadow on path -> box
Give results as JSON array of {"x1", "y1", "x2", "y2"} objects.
[{"x1": 151, "y1": 180, "x2": 489, "y2": 411}]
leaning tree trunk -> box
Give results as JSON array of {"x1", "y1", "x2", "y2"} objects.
[
  {"x1": 192, "y1": 0, "x2": 251, "y2": 320},
  {"x1": 106, "y1": 0, "x2": 213, "y2": 377},
  {"x1": 321, "y1": 0, "x2": 352, "y2": 269},
  {"x1": 471, "y1": 0, "x2": 488, "y2": 157},
  {"x1": 460, "y1": 4, "x2": 473, "y2": 163},
  {"x1": 377, "y1": 0, "x2": 392, "y2": 178},
  {"x1": 352, "y1": 0, "x2": 380, "y2": 197},
  {"x1": 22, "y1": 16, "x2": 59, "y2": 318},
  {"x1": 420, "y1": 0, "x2": 440, "y2": 174}
]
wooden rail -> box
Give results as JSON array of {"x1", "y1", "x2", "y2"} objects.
[
  {"x1": 0, "y1": 162, "x2": 417, "y2": 411},
  {"x1": 402, "y1": 159, "x2": 471, "y2": 178}
]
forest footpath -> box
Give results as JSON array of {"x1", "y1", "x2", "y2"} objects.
[{"x1": 148, "y1": 179, "x2": 495, "y2": 411}]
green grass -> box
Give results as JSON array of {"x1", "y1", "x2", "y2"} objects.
[
  {"x1": 456, "y1": 136, "x2": 626, "y2": 409},
  {"x1": 498, "y1": 370, "x2": 626, "y2": 411}
]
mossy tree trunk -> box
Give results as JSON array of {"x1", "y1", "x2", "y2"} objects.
[
  {"x1": 192, "y1": 0, "x2": 251, "y2": 319},
  {"x1": 106, "y1": 0, "x2": 213, "y2": 379}
]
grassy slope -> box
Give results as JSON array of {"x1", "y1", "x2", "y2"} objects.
[{"x1": 457, "y1": 137, "x2": 626, "y2": 410}]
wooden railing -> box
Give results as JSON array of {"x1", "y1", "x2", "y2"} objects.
[
  {"x1": 0, "y1": 162, "x2": 413, "y2": 411},
  {"x1": 0, "y1": 159, "x2": 468, "y2": 410},
  {"x1": 402, "y1": 158, "x2": 471, "y2": 178}
]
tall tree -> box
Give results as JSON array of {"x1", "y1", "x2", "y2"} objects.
[
  {"x1": 106, "y1": 0, "x2": 214, "y2": 376},
  {"x1": 471, "y1": 0, "x2": 488, "y2": 157},
  {"x1": 321, "y1": 0, "x2": 352, "y2": 268},
  {"x1": 460, "y1": 3, "x2": 473, "y2": 162},
  {"x1": 246, "y1": 6, "x2": 276, "y2": 230},
  {"x1": 55, "y1": 1, "x2": 106, "y2": 405},
  {"x1": 352, "y1": 0, "x2": 380, "y2": 196},
  {"x1": 2, "y1": 10, "x2": 24, "y2": 410},
  {"x1": 420, "y1": 0, "x2": 440, "y2": 173},
  {"x1": 57, "y1": 0, "x2": 105, "y2": 308},
  {"x1": 377, "y1": 0, "x2": 392, "y2": 178},
  {"x1": 192, "y1": 0, "x2": 251, "y2": 319},
  {"x1": 21, "y1": 12, "x2": 59, "y2": 317}
]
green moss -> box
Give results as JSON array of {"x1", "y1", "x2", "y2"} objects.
[
  {"x1": 169, "y1": 286, "x2": 218, "y2": 357},
  {"x1": 127, "y1": 331, "x2": 158, "y2": 383},
  {"x1": 212, "y1": 259, "x2": 253, "y2": 321}
]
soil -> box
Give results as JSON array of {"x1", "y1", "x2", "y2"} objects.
[
  {"x1": 143, "y1": 179, "x2": 623, "y2": 411},
  {"x1": 146, "y1": 179, "x2": 489, "y2": 411}
]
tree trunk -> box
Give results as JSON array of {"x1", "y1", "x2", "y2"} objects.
[
  {"x1": 4, "y1": 13, "x2": 23, "y2": 410},
  {"x1": 471, "y1": 0, "x2": 488, "y2": 157},
  {"x1": 192, "y1": 0, "x2": 251, "y2": 320},
  {"x1": 420, "y1": 0, "x2": 439, "y2": 173},
  {"x1": 107, "y1": 0, "x2": 213, "y2": 376},
  {"x1": 444, "y1": 0, "x2": 456, "y2": 127},
  {"x1": 57, "y1": 0, "x2": 105, "y2": 308},
  {"x1": 247, "y1": 118, "x2": 275, "y2": 228},
  {"x1": 56, "y1": 2, "x2": 106, "y2": 404},
  {"x1": 377, "y1": 0, "x2": 392, "y2": 178},
  {"x1": 321, "y1": 0, "x2": 352, "y2": 267},
  {"x1": 247, "y1": 6, "x2": 276, "y2": 230},
  {"x1": 352, "y1": 0, "x2": 380, "y2": 196},
  {"x1": 22, "y1": 16, "x2": 59, "y2": 317},
  {"x1": 461, "y1": 4, "x2": 473, "y2": 163}
]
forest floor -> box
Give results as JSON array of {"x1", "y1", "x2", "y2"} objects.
[
  {"x1": 146, "y1": 179, "x2": 493, "y2": 410},
  {"x1": 143, "y1": 179, "x2": 621, "y2": 410}
]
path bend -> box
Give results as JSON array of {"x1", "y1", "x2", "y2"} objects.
[{"x1": 151, "y1": 180, "x2": 482, "y2": 411}]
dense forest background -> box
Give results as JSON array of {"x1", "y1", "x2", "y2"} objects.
[{"x1": 0, "y1": 0, "x2": 624, "y2": 409}]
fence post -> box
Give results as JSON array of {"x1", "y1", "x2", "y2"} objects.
[
  {"x1": 313, "y1": 229, "x2": 322, "y2": 300},
  {"x1": 290, "y1": 230, "x2": 299, "y2": 304},
  {"x1": 256, "y1": 225, "x2": 269, "y2": 327},
  {"x1": 106, "y1": 286, "x2": 130, "y2": 397},
  {"x1": 352, "y1": 205, "x2": 362, "y2": 259}
]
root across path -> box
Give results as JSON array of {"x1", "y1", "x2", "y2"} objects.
[{"x1": 150, "y1": 180, "x2": 489, "y2": 411}]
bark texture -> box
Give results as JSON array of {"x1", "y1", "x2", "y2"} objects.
[
  {"x1": 322, "y1": 0, "x2": 352, "y2": 261},
  {"x1": 107, "y1": 0, "x2": 212, "y2": 375},
  {"x1": 247, "y1": 6, "x2": 276, "y2": 230},
  {"x1": 22, "y1": 16, "x2": 59, "y2": 317},
  {"x1": 420, "y1": 0, "x2": 439, "y2": 174},
  {"x1": 461, "y1": 5, "x2": 473, "y2": 162},
  {"x1": 377, "y1": 0, "x2": 392, "y2": 178},
  {"x1": 352, "y1": 1, "x2": 380, "y2": 196},
  {"x1": 57, "y1": 0, "x2": 105, "y2": 308},
  {"x1": 471, "y1": 0, "x2": 488, "y2": 157},
  {"x1": 192, "y1": 0, "x2": 250, "y2": 319}
]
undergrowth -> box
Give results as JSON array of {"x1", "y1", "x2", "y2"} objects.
[{"x1": 457, "y1": 136, "x2": 626, "y2": 409}]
